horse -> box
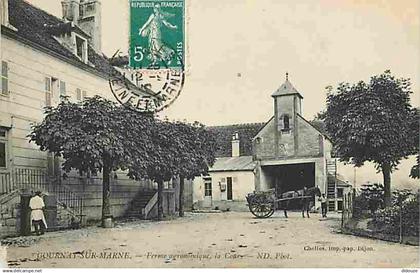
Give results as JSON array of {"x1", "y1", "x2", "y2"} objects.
[{"x1": 279, "y1": 186, "x2": 321, "y2": 218}]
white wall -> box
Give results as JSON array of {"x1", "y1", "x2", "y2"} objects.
[
  {"x1": 193, "y1": 171, "x2": 255, "y2": 202},
  {"x1": 0, "y1": 35, "x2": 113, "y2": 170}
]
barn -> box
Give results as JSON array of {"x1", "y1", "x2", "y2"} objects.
[{"x1": 193, "y1": 75, "x2": 350, "y2": 212}]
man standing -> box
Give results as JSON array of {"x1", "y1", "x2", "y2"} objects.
[
  {"x1": 29, "y1": 191, "x2": 47, "y2": 235},
  {"x1": 319, "y1": 193, "x2": 328, "y2": 218}
]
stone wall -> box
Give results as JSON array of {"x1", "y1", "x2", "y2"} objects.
[
  {"x1": 0, "y1": 190, "x2": 20, "y2": 238},
  {"x1": 296, "y1": 115, "x2": 323, "y2": 157}
]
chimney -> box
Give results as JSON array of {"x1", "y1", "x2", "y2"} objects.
[
  {"x1": 231, "y1": 132, "x2": 240, "y2": 157},
  {"x1": 61, "y1": 0, "x2": 79, "y2": 23},
  {"x1": 1, "y1": 0, "x2": 9, "y2": 26}
]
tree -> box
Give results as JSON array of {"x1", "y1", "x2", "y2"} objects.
[
  {"x1": 127, "y1": 119, "x2": 180, "y2": 220},
  {"x1": 410, "y1": 155, "x2": 419, "y2": 179},
  {"x1": 174, "y1": 122, "x2": 217, "y2": 217},
  {"x1": 29, "y1": 96, "x2": 155, "y2": 226},
  {"x1": 324, "y1": 71, "x2": 419, "y2": 207}
]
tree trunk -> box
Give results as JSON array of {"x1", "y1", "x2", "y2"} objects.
[
  {"x1": 102, "y1": 153, "x2": 112, "y2": 227},
  {"x1": 382, "y1": 162, "x2": 392, "y2": 207},
  {"x1": 157, "y1": 179, "x2": 163, "y2": 221},
  {"x1": 179, "y1": 176, "x2": 185, "y2": 217}
]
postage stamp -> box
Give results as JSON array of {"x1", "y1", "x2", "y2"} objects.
[
  {"x1": 129, "y1": 0, "x2": 184, "y2": 69},
  {"x1": 109, "y1": 0, "x2": 185, "y2": 112}
]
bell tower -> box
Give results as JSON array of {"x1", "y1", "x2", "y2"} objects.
[
  {"x1": 271, "y1": 73, "x2": 303, "y2": 157},
  {"x1": 62, "y1": 0, "x2": 102, "y2": 52}
]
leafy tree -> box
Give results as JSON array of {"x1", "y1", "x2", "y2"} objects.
[
  {"x1": 127, "y1": 120, "x2": 180, "y2": 220},
  {"x1": 324, "y1": 71, "x2": 419, "y2": 206},
  {"x1": 174, "y1": 122, "x2": 217, "y2": 217},
  {"x1": 29, "y1": 96, "x2": 154, "y2": 226}
]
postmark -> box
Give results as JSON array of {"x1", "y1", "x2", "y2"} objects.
[{"x1": 109, "y1": 0, "x2": 185, "y2": 112}]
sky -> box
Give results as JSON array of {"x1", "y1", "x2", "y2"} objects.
[
  {"x1": 26, "y1": 0, "x2": 420, "y2": 187},
  {"x1": 27, "y1": 0, "x2": 419, "y2": 125}
]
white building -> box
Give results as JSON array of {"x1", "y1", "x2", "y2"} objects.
[{"x1": 0, "y1": 0, "x2": 163, "y2": 237}]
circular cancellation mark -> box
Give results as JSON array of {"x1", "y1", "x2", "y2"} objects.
[{"x1": 109, "y1": 44, "x2": 185, "y2": 113}]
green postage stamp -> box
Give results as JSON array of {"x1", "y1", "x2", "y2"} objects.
[
  {"x1": 129, "y1": 0, "x2": 185, "y2": 69},
  {"x1": 109, "y1": 0, "x2": 185, "y2": 112}
]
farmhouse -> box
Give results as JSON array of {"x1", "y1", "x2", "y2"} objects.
[{"x1": 193, "y1": 75, "x2": 351, "y2": 212}]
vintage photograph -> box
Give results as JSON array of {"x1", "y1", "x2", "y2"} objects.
[{"x1": 0, "y1": 0, "x2": 419, "y2": 270}]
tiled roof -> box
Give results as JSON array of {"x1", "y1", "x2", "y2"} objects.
[
  {"x1": 6, "y1": 0, "x2": 119, "y2": 79},
  {"x1": 210, "y1": 156, "x2": 255, "y2": 172},
  {"x1": 272, "y1": 79, "x2": 303, "y2": 98},
  {"x1": 207, "y1": 123, "x2": 265, "y2": 158}
]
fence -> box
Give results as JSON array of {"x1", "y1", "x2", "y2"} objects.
[
  {"x1": 341, "y1": 189, "x2": 419, "y2": 245},
  {"x1": 0, "y1": 168, "x2": 83, "y2": 217}
]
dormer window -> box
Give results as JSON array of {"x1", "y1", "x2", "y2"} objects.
[{"x1": 75, "y1": 34, "x2": 88, "y2": 63}]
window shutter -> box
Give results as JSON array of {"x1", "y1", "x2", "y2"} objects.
[
  {"x1": 76, "y1": 88, "x2": 82, "y2": 101},
  {"x1": 45, "y1": 77, "x2": 52, "y2": 106},
  {"x1": 45, "y1": 77, "x2": 51, "y2": 92},
  {"x1": 82, "y1": 90, "x2": 87, "y2": 99},
  {"x1": 59, "y1": 81, "x2": 66, "y2": 98},
  {"x1": 1, "y1": 61, "x2": 8, "y2": 95},
  {"x1": 45, "y1": 92, "x2": 51, "y2": 107}
]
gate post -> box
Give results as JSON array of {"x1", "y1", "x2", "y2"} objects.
[{"x1": 19, "y1": 192, "x2": 32, "y2": 236}]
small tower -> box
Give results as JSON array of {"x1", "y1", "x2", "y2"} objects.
[
  {"x1": 271, "y1": 73, "x2": 303, "y2": 157},
  {"x1": 61, "y1": 0, "x2": 80, "y2": 23},
  {"x1": 78, "y1": 0, "x2": 102, "y2": 52}
]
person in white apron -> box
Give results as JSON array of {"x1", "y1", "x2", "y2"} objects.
[{"x1": 29, "y1": 191, "x2": 47, "y2": 235}]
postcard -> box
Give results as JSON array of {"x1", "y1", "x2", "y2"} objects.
[{"x1": 0, "y1": 0, "x2": 418, "y2": 270}]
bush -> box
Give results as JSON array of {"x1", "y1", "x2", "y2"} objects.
[
  {"x1": 353, "y1": 183, "x2": 384, "y2": 216},
  {"x1": 369, "y1": 191, "x2": 419, "y2": 237}
]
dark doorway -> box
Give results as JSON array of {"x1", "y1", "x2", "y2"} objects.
[
  {"x1": 227, "y1": 177, "x2": 233, "y2": 200},
  {"x1": 263, "y1": 162, "x2": 315, "y2": 210}
]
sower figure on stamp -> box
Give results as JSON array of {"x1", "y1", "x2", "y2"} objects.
[
  {"x1": 318, "y1": 193, "x2": 328, "y2": 218},
  {"x1": 139, "y1": 4, "x2": 178, "y2": 65},
  {"x1": 29, "y1": 191, "x2": 48, "y2": 235}
]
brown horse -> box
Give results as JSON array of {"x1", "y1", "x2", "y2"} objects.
[{"x1": 279, "y1": 186, "x2": 321, "y2": 218}]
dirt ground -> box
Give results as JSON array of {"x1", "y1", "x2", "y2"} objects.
[{"x1": 2, "y1": 211, "x2": 419, "y2": 268}]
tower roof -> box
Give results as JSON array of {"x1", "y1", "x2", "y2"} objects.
[{"x1": 271, "y1": 73, "x2": 303, "y2": 98}]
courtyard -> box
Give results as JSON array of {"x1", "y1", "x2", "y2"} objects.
[{"x1": 2, "y1": 211, "x2": 418, "y2": 268}]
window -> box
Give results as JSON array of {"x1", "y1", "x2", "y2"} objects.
[
  {"x1": 0, "y1": 128, "x2": 7, "y2": 168},
  {"x1": 204, "y1": 182, "x2": 212, "y2": 197},
  {"x1": 283, "y1": 115, "x2": 290, "y2": 130},
  {"x1": 337, "y1": 188, "x2": 344, "y2": 198},
  {"x1": 227, "y1": 177, "x2": 233, "y2": 200},
  {"x1": 75, "y1": 35, "x2": 88, "y2": 63},
  {"x1": 59, "y1": 80, "x2": 66, "y2": 100},
  {"x1": 76, "y1": 88, "x2": 82, "y2": 101},
  {"x1": 1, "y1": 61, "x2": 8, "y2": 95},
  {"x1": 337, "y1": 200, "x2": 343, "y2": 211},
  {"x1": 45, "y1": 77, "x2": 52, "y2": 107}
]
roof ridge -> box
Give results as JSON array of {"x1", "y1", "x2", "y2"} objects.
[{"x1": 208, "y1": 122, "x2": 266, "y2": 128}]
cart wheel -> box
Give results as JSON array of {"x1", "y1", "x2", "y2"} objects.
[{"x1": 248, "y1": 201, "x2": 274, "y2": 218}]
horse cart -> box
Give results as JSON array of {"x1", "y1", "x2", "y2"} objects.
[{"x1": 245, "y1": 187, "x2": 320, "y2": 218}]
